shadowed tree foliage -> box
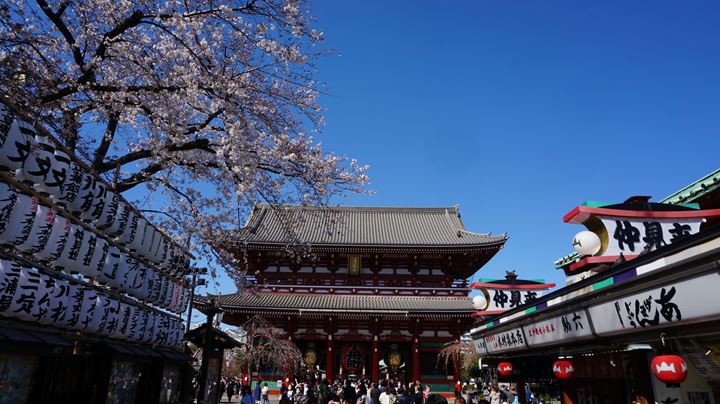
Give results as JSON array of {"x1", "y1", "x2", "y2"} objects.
[{"x1": 241, "y1": 315, "x2": 303, "y2": 380}]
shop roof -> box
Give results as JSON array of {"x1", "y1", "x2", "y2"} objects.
[{"x1": 556, "y1": 169, "x2": 720, "y2": 269}]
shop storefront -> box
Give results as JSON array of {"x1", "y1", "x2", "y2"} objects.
[{"x1": 471, "y1": 193, "x2": 720, "y2": 403}]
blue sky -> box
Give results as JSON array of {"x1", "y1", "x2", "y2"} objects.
[{"x1": 199, "y1": 1, "x2": 720, "y2": 302}]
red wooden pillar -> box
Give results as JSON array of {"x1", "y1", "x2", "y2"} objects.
[
  {"x1": 327, "y1": 334, "x2": 334, "y2": 383},
  {"x1": 412, "y1": 337, "x2": 420, "y2": 384},
  {"x1": 452, "y1": 324, "x2": 462, "y2": 384},
  {"x1": 453, "y1": 354, "x2": 461, "y2": 384},
  {"x1": 371, "y1": 335, "x2": 380, "y2": 382}
]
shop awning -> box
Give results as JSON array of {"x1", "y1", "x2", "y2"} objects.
[{"x1": 0, "y1": 324, "x2": 71, "y2": 347}]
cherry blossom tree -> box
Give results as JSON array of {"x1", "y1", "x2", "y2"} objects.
[
  {"x1": 240, "y1": 315, "x2": 303, "y2": 382},
  {"x1": 0, "y1": 0, "x2": 369, "y2": 283},
  {"x1": 438, "y1": 339, "x2": 478, "y2": 374}
]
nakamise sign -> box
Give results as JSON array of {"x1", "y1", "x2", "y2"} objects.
[
  {"x1": 588, "y1": 271, "x2": 720, "y2": 336},
  {"x1": 475, "y1": 271, "x2": 720, "y2": 354}
]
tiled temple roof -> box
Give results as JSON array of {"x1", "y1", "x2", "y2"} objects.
[
  {"x1": 198, "y1": 292, "x2": 475, "y2": 313},
  {"x1": 234, "y1": 205, "x2": 507, "y2": 248}
]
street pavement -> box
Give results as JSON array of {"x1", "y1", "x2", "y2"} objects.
[{"x1": 213, "y1": 395, "x2": 281, "y2": 404}]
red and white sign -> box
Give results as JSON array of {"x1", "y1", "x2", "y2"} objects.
[
  {"x1": 498, "y1": 362, "x2": 513, "y2": 377},
  {"x1": 553, "y1": 360, "x2": 575, "y2": 379},
  {"x1": 651, "y1": 355, "x2": 688, "y2": 385}
]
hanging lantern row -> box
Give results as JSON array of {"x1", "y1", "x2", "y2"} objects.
[
  {"x1": 0, "y1": 102, "x2": 190, "y2": 278},
  {"x1": 497, "y1": 355, "x2": 689, "y2": 385},
  {"x1": 0, "y1": 182, "x2": 190, "y2": 314},
  {"x1": 0, "y1": 259, "x2": 184, "y2": 348}
]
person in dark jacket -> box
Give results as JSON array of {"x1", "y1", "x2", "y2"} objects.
[
  {"x1": 370, "y1": 383, "x2": 381, "y2": 404},
  {"x1": 242, "y1": 385, "x2": 255, "y2": 404},
  {"x1": 412, "y1": 385, "x2": 423, "y2": 404},
  {"x1": 342, "y1": 380, "x2": 357, "y2": 404}
]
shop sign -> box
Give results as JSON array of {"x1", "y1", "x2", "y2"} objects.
[
  {"x1": 523, "y1": 310, "x2": 593, "y2": 347},
  {"x1": 588, "y1": 271, "x2": 720, "y2": 336},
  {"x1": 473, "y1": 337, "x2": 488, "y2": 355},
  {"x1": 484, "y1": 327, "x2": 526, "y2": 354},
  {"x1": 598, "y1": 216, "x2": 703, "y2": 256}
]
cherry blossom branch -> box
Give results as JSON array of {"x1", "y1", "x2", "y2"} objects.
[
  {"x1": 35, "y1": 0, "x2": 85, "y2": 71},
  {"x1": 92, "y1": 112, "x2": 119, "y2": 167}
]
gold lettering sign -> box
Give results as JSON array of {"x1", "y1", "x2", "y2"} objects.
[{"x1": 348, "y1": 255, "x2": 361, "y2": 276}]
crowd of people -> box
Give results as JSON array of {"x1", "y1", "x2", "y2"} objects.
[
  {"x1": 276, "y1": 377, "x2": 456, "y2": 404},
  {"x1": 207, "y1": 377, "x2": 545, "y2": 404},
  {"x1": 459, "y1": 380, "x2": 544, "y2": 404}
]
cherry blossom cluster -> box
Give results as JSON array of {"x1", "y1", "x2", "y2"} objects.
[{"x1": 0, "y1": 0, "x2": 369, "y2": 284}]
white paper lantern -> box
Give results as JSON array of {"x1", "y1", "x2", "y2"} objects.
[
  {"x1": 158, "y1": 276, "x2": 170, "y2": 307},
  {"x1": 95, "y1": 190, "x2": 119, "y2": 229},
  {"x1": 0, "y1": 118, "x2": 36, "y2": 171},
  {"x1": 116, "y1": 302, "x2": 133, "y2": 340},
  {"x1": 9, "y1": 267, "x2": 46, "y2": 321},
  {"x1": 0, "y1": 193, "x2": 39, "y2": 246},
  {"x1": 15, "y1": 204, "x2": 56, "y2": 254},
  {"x1": 572, "y1": 230, "x2": 602, "y2": 256},
  {"x1": 74, "y1": 173, "x2": 97, "y2": 217},
  {"x1": 100, "y1": 247, "x2": 123, "y2": 289},
  {"x1": 105, "y1": 201, "x2": 130, "y2": 238},
  {"x1": 72, "y1": 231, "x2": 100, "y2": 278},
  {"x1": 136, "y1": 224, "x2": 155, "y2": 258},
  {"x1": 119, "y1": 255, "x2": 138, "y2": 295},
  {"x1": 114, "y1": 210, "x2": 137, "y2": 245},
  {"x1": 52, "y1": 223, "x2": 86, "y2": 272},
  {"x1": 43, "y1": 149, "x2": 72, "y2": 201},
  {"x1": 171, "y1": 282, "x2": 181, "y2": 313},
  {"x1": 157, "y1": 239, "x2": 169, "y2": 265},
  {"x1": 0, "y1": 259, "x2": 23, "y2": 315},
  {"x1": 91, "y1": 293, "x2": 111, "y2": 335},
  {"x1": 149, "y1": 236, "x2": 166, "y2": 264},
  {"x1": 64, "y1": 283, "x2": 85, "y2": 330},
  {"x1": 163, "y1": 280, "x2": 175, "y2": 309},
  {"x1": 80, "y1": 181, "x2": 107, "y2": 221},
  {"x1": 0, "y1": 181, "x2": 18, "y2": 235},
  {"x1": 37, "y1": 275, "x2": 70, "y2": 325},
  {"x1": 16, "y1": 135, "x2": 54, "y2": 189},
  {"x1": 132, "y1": 309, "x2": 148, "y2": 342},
  {"x1": 104, "y1": 298, "x2": 123, "y2": 337},
  {"x1": 78, "y1": 288, "x2": 101, "y2": 333},
  {"x1": 148, "y1": 271, "x2": 162, "y2": 303},
  {"x1": 84, "y1": 236, "x2": 110, "y2": 284},
  {"x1": 179, "y1": 287, "x2": 191, "y2": 313},
  {"x1": 127, "y1": 216, "x2": 148, "y2": 253},
  {"x1": 143, "y1": 311, "x2": 156, "y2": 344},
  {"x1": 35, "y1": 214, "x2": 72, "y2": 261},
  {"x1": 472, "y1": 293, "x2": 488, "y2": 311},
  {"x1": 160, "y1": 244, "x2": 176, "y2": 271},
  {"x1": 58, "y1": 161, "x2": 86, "y2": 213},
  {"x1": 153, "y1": 314, "x2": 168, "y2": 346},
  {"x1": 0, "y1": 102, "x2": 14, "y2": 151},
  {"x1": 133, "y1": 264, "x2": 149, "y2": 300}
]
